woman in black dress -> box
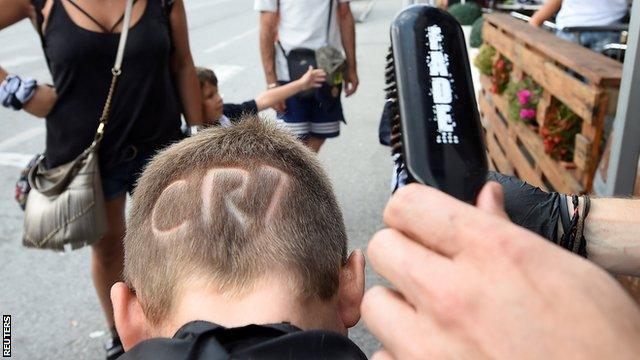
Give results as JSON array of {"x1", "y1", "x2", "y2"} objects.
[{"x1": 0, "y1": 0, "x2": 202, "y2": 357}]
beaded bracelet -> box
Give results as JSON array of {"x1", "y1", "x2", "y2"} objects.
[{"x1": 559, "y1": 194, "x2": 590, "y2": 257}]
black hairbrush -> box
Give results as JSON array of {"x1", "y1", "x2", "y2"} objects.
[{"x1": 386, "y1": 5, "x2": 487, "y2": 203}]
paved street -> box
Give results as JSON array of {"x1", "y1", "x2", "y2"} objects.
[{"x1": 0, "y1": 0, "x2": 401, "y2": 358}]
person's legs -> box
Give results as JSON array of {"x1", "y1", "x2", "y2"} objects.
[
  {"x1": 308, "y1": 87, "x2": 344, "y2": 153},
  {"x1": 304, "y1": 137, "x2": 326, "y2": 153},
  {"x1": 579, "y1": 31, "x2": 621, "y2": 54},
  {"x1": 91, "y1": 194, "x2": 126, "y2": 330},
  {"x1": 556, "y1": 29, "x2": 578, "y2": 44},
  {"x1": 277, "y1": 85, "x2": 313, "y2": 146}
]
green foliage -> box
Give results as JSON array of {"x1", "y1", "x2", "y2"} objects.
[
  {"x1": 470, "y1": 16, "x2": 484, "y2": 48},
  {"x1": 542, "y1": 101, "x2": 581, "y2": 161},
  {"x1": 448, "y1": 3, "x2": 482, "y2": 26},
  {"x1": 473, "y1": 44, "x2": 495, "y2": 76},
  {"x1": 505, "y1": 77, "x2": 541, "y2": 124}
]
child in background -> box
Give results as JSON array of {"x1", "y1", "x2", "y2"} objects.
[{"x1": 197, "y1": 66, "x2": 326, "y2": 126}]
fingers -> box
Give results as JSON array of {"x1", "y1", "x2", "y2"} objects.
[
  {"x1": 368, "y1": 228, "x2": 454, "y2": 308},
  {"x1": 384, "y1": 184, "x2": 478, "y2": 257},
  {"x1": 344, "y1": 80, "x2": 357, "y2": 97},
  {"x1": 362, "y1": 286, "x2": 437, "y2": 358},
  {"x1": 384, "y1": 183, "x2": 516, "y2": 258},
  {"x1": 371, "y1": 349, "x2": 394, "y2": 360},
  {"x1": 476, "y1": 182, "x2": 509, "y2": 220}
]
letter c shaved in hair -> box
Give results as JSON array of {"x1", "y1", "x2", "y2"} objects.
[{"x1": 151, "y1": 180, "x2": 192, "y2": 238}]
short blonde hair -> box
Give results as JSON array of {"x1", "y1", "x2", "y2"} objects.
[{"x1": 124, "y1": 116, "x2": 347, "y2": 324}]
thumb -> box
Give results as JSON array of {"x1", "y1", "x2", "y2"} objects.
[{"x1": 477, "y1": 182, "x2": 509, "y2": 220}]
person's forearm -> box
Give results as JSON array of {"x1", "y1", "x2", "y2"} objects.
[
  {"x1": 173, "y1": 64, "x2": 203, "y2": 126},
  {"x1": 1, "y1": 65, "x2": 56, "y2": 118},
  {"x1": 529, "y1": 0, "x2": 562, "y2": 27},
  {"x1": 259, "y1": 13, "x2": 278, "y2": 85},
  {"x1": 254, "y1": 80, "x2": 304, "y2": 111},
  {"x1": 584, "y1": 198, "x2": 640, "y2": 276},
  {"x1": 338, "y1": 8, "x2": 357, "y2": 74}
]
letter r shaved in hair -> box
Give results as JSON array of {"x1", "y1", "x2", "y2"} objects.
[
  {"x1": 201, "y1": 168, "x2": 251, "y2": 229},
  {"x1": 124, "y1": 117, "x2": 347, "y2": 325},
  {"x1": 200, "y1": 166, "x2": 289, "y2": 230}
]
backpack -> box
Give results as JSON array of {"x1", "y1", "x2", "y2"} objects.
[{"x1": 119, "y1": 321, "x2": 368, "y2": 360}]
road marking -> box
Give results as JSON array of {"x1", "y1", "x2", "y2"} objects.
[
  {"x1": 1, "y1": 55, "x2": 42, "y2": 69},
  {"x1": 204, "y1": 28, "x2": 258, "y2": 54},
  {"x1": 0, "y1": 43, "x2": 29, "y2": 55},
  {"x1": 0, "y1": 127, "x2": 45, "y2": 151},
  {"x1": 208, "y1": 64, "x2": 244, "y2": 85},
  {"x1": 186, "y1": 0, "x2": 235, "y2": 13},
  {"x1": 0, "y1": 152, "x2": 34, "y2": 168}
]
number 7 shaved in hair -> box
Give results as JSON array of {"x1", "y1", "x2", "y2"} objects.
[{"x1": 387, "y1": 5, "x2": 487, "y2": 203}]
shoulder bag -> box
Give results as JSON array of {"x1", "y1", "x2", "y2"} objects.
[{"x1": 22, "y1": 0, "x2": 135, "y2": 251}]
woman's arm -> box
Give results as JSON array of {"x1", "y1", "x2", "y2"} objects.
[
  {"x1": 0, "y1": 0, "x2": 56, "y2": 118},
  {"x1": 529, "y1": 0, "x2": 562, "y2": 27},
  {"x1": 254, "y1": 67, "x2": 325, "y2": 111},
  {"x1": 169, "y1": 0, "x2": 203, "y2": 126}
]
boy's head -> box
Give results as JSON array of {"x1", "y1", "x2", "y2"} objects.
[
  {"x1": 111, "y1": 117, "x2": 364, "y2": 350},
  {"x1": 197, "y1": 66, "x2": 223, "y2": 123}
]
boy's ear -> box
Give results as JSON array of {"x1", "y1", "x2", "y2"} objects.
[
  {"x1": 111, "y1": 282, "x2": 151, "y2": 351},
  {"x1": 337, "y1": 249, "x2": 366, "y2": 328}
]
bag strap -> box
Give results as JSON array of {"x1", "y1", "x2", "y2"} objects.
[
  {"x1": 326, "y1": 0, "x2": 333, "y2": 44},
  {"x1": 89, "y1": 0, "x2": 135, "y2": 151}
]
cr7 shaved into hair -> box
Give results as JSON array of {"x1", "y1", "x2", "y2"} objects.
[{"x1": 124, "y1": 117, "x2": 347, "y2": 324}]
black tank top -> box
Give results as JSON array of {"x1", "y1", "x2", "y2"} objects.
[{"x1": 36, "y1": 0, "x2": 183, "y2": 171}]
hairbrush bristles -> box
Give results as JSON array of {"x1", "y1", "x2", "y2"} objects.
[{"x1": 385, "y1": 47, "x2": 404, "y2": 167}]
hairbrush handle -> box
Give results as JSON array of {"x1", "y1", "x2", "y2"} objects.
[{"x1": 388, "y1": 5, "x2": 487, "y2": 203}]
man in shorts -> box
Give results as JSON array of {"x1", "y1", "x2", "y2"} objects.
[{"x1": 256, "y1": 0, "x2": 358, "y2": 152}]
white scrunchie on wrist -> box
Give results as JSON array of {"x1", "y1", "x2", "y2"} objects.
[{"x1": 0, "y1": 75, "x2": 38, "y2": 110}]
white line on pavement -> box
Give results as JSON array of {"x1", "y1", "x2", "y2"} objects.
[
  {"x1": 1, "y1": 55, "x2": 42, "y2": 69},
  {"x1": 186, "y1": 0, "x2": 236, "y2": 13},
  {"x1": 0, "y1": 127, "x2": 45, "y2": 152},
  {"x1": 0, "y1": 152, "x2": 34, "y2": 168},
  {"x1": 0, "y1": 43, "x2": 29, "y2": 55},
  {"x1": 204, "y1": 28, "x2": 258, "y2": 54},
  {"x1": 209, "y1": 64, "x2": 244, "y2": 85}
]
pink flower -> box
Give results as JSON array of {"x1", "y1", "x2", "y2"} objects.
[
  {"x1": 517, "y1": 89, "x2": 531, "y2": 105},
  {"x1": 520, "y1": 108, "x2": 536, "y2": 120}
]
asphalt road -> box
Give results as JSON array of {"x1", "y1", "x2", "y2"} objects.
[{"x1": 0, "y1": 0, "x2": 401, "y2": 358}]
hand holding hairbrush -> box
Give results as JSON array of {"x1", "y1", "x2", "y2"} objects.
[{"x1": 387, "y1": 5, "x2": 487, "y2": 203}]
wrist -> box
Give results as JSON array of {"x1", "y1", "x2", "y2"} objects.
[
  {"x1": 267, "y1": 82, "x2": 278, "y2": 89},
  {"x1": 1, "y1": 75, "x2": 38, "y2": 111}
]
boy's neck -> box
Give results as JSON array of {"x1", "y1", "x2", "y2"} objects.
[{"x1": 158, "y1": 275, "x2": 343, "y2": 338}]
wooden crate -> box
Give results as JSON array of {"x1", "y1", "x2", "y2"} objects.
[
  {"x1": 479, "y1": 14, "x2": 640, "y2": 304},
  {"x1": 479, "y1": 14, "x2": 623, "y2": 194}
]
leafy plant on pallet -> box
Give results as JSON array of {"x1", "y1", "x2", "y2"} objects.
[
  {"x1": 491, "y1": 55, "x2": 512, "y2": 94},
  {"x1": 541, "y1": 101, "x2": 581, "y2": 162},
  {"x1": 505, "y1": 77, "x2": 542, "y2": 129},
  {"x1": 473, "y1": 44, "x2": 495, "y2": 76}
]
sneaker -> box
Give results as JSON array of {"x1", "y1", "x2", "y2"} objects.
[{"x1": 104, "y1": 336, "x2": 124, "y2": 360}]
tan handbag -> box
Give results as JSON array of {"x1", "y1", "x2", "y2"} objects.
[{"x1": 22, "y1": 0, "x2": 135, "y2": 251}]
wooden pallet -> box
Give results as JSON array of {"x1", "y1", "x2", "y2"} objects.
[{"x1": 480, "y1": 13, "x2": 622, "y2": 193}]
